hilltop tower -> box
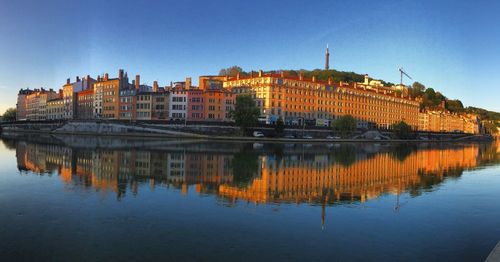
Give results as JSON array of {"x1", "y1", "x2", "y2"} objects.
[{"x1": 325, "y1": 44, "x2": 330, "y2": 70}]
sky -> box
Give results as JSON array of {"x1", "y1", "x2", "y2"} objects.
[{"x1": 0, "y1": 0, "x2": 499, "y2": 113}]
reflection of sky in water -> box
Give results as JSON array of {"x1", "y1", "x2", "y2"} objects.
[{"x1": 0, "y1": 136, "x2": 499, "y2": 261}]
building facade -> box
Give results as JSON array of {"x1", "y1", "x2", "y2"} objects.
[
  {"x1": 46, "y1": 98, "x2": 65, "y2": 120},
  {"x1": 26, "y1": 89, "x2": 59, "y2": 121},
  {"x1": 136, "y1": 92, "x2": 152, "y2": 120},
  {"x1": 62, "y1": 76, "x2": 95, "y2": 120},
  {"x1": 76, "y1": 88, "x2": 94, "y2": 120},
  {"x1": 16, "y1": 89, "x2": 34, "y2": 121},
  {"x1": 418, "y1": 111, "x2": 479, "y2": 134},
  {"x1": 95, "y1": 70, "x2": 129, "y2": 120},
  {"x1": 169, "y1": 89, "x2": 188, "y2": 120},
  {"x1": 223, "y1": 71, "x2": 420, "y2": 128},
  {"x1": 187, "y1": 89, "x2": 204, "y2": 121},
  {"x1": 151, "y1": 91, "x2": 169, "y2": 120}
]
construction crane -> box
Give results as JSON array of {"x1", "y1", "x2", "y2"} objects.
[{"x1": 399, "y1": 67, "x2": 413, "y2": 86}]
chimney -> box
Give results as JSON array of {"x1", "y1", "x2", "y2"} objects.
[
  {"x1": 76, "y1": 76, "x2": 80, "y2": 82},
  {"x1": 236, "y1": 72, "x2": 240, "y2": 80},
  {"x1": 97, "y1": 75, "x2": 101, "y2": 82},
  {"x1": 328, "y1": 76, "x2": 333, "y2": 85},
  {"x1": 312, "y1": 76, "x2": 316, "y2": 82},
  {"x1": 104, "y1": 73, "x2": 109, "y2": 81},
  {"x1": 86, "y1": 75, "x2": 91, "y2": 89},
  {"x1": 66, "y1": 78, "x2": 70, "y2": 85},
  {"x1": 299, "y1": 72, "x2": 303, "y2": 81},
  {"x1": 364, "y1": 74, "x2": 369, "y2": 85},
  {"x1": 119, "y1": 69, "x2": 124, "y2": 80},
  {"x1": 259, "y1": 70, "x2": 263, "y2": 77},
  {"x1": 186, "y1": 77, "x2": 192, "y2": 88},
  {"x1": 135, "y1": 75, "x2": 140, "y2": 90},
  {"x1": 153, "y1": 81, "x2": 158, "y2": 92}
]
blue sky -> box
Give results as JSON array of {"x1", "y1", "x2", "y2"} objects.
[{"x1": 1, "y1": 0, "x2": 499, "y2": 113}]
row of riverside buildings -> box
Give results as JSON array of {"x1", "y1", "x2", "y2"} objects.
[{"x1": 16, "y1": 68, "x2": 480, "y2": 134}]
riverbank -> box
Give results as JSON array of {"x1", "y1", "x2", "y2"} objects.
[{"x1": 0, "y1": 121, "x2": 493, "y2": 143}]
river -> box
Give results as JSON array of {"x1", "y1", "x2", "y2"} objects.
[{"x1": 0, "y1": 134, "x2": 499, "y2": 261}]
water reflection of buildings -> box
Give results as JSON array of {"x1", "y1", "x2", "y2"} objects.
[
  {"x1": 14, "y1": 140, "x2": 497, "y2": 205},
  {"x1": 15, "y1": 141, "x2": 235, "y2": 198},
  {"x1": 219, "y1": 145, "x2": 483, "y2": 204}
]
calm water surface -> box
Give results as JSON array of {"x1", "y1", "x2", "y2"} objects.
[{"x1": 0, "y1": 133, "x2": 499, "y2": 261}]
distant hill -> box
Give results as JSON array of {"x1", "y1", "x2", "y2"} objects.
[{"x1": 218, "y1": 66, "x2": 393, "y2": 86}]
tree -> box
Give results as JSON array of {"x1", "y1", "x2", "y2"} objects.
[
  {"x1": 391, "y1": 121, "x2": 412, "y2": 139},
  {"x1": 483, "y1": 121, "x2": 498, "y2": 135},
  {"x1": 275, "y1": 117, "x2": 285, "y2": 136},
  {"x1": 445, "y1": 99, "x2": 464, "y2": 112},
  {"x1": 410, "y1": 82, "x2": 426, "y2": 98},
  {"x1": 219, "y1": 66, "x2": 243, "y2": 77},
  {"x1": 230, "y1": 95, "x2": 260, "y2": 131},
  {"x1": 332, "y1": 115, "x2": 357, "y2": 137},
  {"x1": 2, "y1": 108, "x2": 16, "y2": 121}
]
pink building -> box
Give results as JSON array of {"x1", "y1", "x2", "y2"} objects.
[{"x1": 187, "y1": 89, "x2": 204, "y2": 121}]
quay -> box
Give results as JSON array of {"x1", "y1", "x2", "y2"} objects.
[{"x1": 486, "y1": 242, "x2": 500, "y2": 262}]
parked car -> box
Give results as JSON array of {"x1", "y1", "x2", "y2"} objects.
[
  {"x1": 326, "y1": 135, "x2": 341, "y2": 139},
  {"x1": 302, "y1": 135, "x2": 313, "y2": 139},
  {"x1": 253, "y1": 131, "x2": 265, "y2": 137}
]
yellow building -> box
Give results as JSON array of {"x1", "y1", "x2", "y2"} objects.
[
  {"x1": 25, "y1": 88, "x2": 59, "y2": 120},
  {"x1": 222, "y1": 71, "x2": 420, "y2": 129},
  {"x1": 418, "y1": 111, "x2": 479, "y2": 134}
]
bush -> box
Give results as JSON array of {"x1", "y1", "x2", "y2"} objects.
[
  {"x1": 332, "y1": 115, "x2": 356, "y2": 137},
  {"x1": 391, "y1": 121, "x2": 412, "y2": 139}
]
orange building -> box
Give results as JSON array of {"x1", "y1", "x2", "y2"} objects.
[
  {"x1": 222, "y1": 71, "x2": 420, "y2": 128},
  {"x1": 94, "y1": 69, "x2": 130, "y2": 119},
  {"x1": 203, "y1": 88, "x2": 234, "y2": 122},
  {"x1": 418, "y1": 110, "x2": 480, "y2": 134}
]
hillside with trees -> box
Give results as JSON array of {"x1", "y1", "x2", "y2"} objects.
[{"x1": 218, "y1": 66, "x2": 379, "y2": 84}]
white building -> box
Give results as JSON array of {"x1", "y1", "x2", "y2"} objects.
[{"x1": 169, "y1": 89, "x2": 187, "y2": 120}]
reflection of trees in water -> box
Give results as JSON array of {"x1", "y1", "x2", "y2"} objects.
[
  {"x1": 1, "y1": 138, "x2": 17, "y2": 150},
  {"x1": 231, "y1": 144, "x2": 259, "y2": 188},
  {"x1": 330, "y1": 144, "x2": 357, "y2": 166},
  {"x1": 390, "y1": 143, "x2": 417, "y2": 162},
  {"x1": 408, "y1": 167, "x2": 465, "y2": 197},
  {"x1": 477, "y1": 141, "x2": 500, "y2": 165}
]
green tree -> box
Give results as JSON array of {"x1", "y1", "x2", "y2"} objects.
[
  {"x1": 391, "y1": 121, "x2": 412, "y2": 139},
  {"x1": 275, "y1": 117, "x2": 285, "y2": 136},
  {"x1": 1, "y1": 108, "x2": 16, "y2": 121},
  {"x1": 230, "y1": 95, "x2": 260, "y2": 131},
  {"x1": 332, "y1": 115, "x2": 357, "y2": 137},
  {"x1": 410, "y1": 82, "x2": 426, "y2": 98},
  {"x1": 219, "y1": 66, "x2": 243, "y2": 77},
  {"x1": 445, "y1": 99, "x2": 464, "y2": 112}
]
